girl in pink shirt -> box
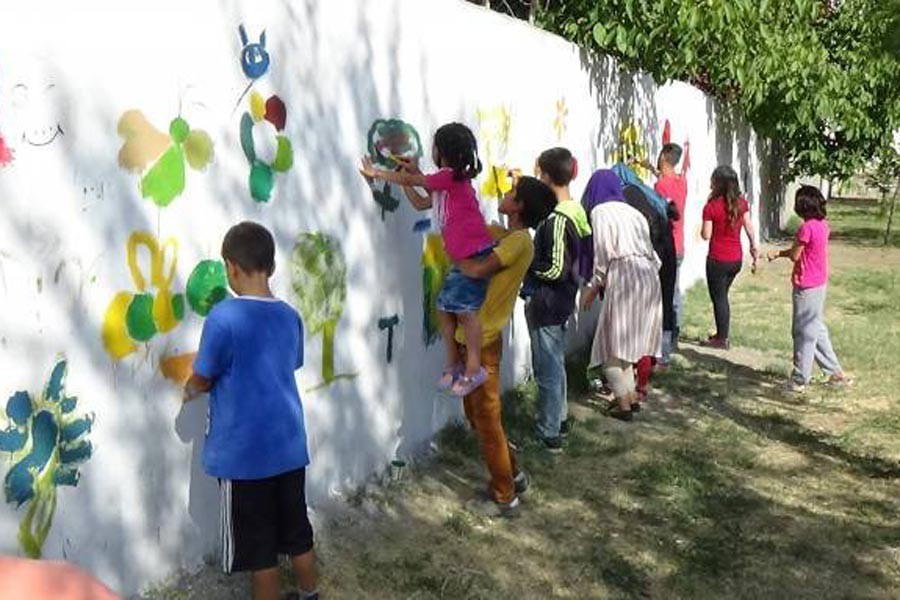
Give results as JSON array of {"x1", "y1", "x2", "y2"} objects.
[
  {"x1": 768, "y1": 185, "x2": 850, "y2": 392},
  {"x1": 361, "y1": 123, "x2": 493, "y2": 396}
]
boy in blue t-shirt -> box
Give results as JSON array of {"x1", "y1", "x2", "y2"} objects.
[{"x1": 184, "y1": 221, "x2": 318, "y2": 600}]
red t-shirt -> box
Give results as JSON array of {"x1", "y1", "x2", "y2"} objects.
[
  {"x1": 655, "y1": 174, "x2": 688, "y2": 257},
  {"x1": 702, "y1": 196, "x2": 749, "y2": 263}
]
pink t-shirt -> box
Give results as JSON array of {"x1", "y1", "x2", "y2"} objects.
[
  {"x1": 655, "y1": 174, "x2": 688, "y2": 257},
  {"x1": 425, "y1": 168, "x2": 493, "y2": 262},
  {"x1": 792, "y1": 218, "x2": 830, "y2": 289},
  {"x1": 703, "y1": 196, "x2": 749, "y2": 263}
]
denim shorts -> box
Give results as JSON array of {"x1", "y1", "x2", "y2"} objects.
[{"x1": 436, "y1": 246, "x2": 492, "y2": 314}]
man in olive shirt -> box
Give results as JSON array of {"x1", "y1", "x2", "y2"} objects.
[{"x1": 456, "y1": 176, "x2": 556, "y2": 517}]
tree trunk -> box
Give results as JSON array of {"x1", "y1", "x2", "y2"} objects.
[
  {"x1": 321, "y1": 320, "x2": 336, "y2": 384},
  {"x1": 885, "y1": 180, "x2": 900, "y2": 246}
]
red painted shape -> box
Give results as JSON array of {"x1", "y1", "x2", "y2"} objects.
[
  {"x1": 662, "y1": 120, "x2": 671, "y2": 145},
  {"x1": 682, "y1": 140, "x2": 691, "y2": 174},
  {"x1": 0, "y1": 134, "x2": 12, "y2": 167},
  {"x1": 264, "y1": 95, "x2": 287, "y2": 131}
]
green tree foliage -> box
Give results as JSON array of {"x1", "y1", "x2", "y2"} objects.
[
  {"x1": 291, "y1": 233, "x2": 348, "y2": 385},
  {"x1": 491, "y1": 0, "x2": 900, "y2": 180}
]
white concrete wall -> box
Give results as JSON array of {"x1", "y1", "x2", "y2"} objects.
[{"x1": 0, "y1": 0, "x2": 769, "y2": 593}]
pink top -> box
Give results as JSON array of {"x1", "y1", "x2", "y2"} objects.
[
  {"x1": 793, "y1": 218, "x2": 830, "y2": 289},
  {"x1": 425, "y1": 168, "x2": 492, "y2": 262},
  {"x1": 703, "y1": 196, "x2": 749, "y2": 263},
  {"x1": 655, "y1": 174, "x2": 688, "y2": 257}
]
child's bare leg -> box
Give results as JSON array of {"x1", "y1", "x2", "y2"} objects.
[
  {"x1": 291, "y1": 550, "x2": 317, "y2": 596},
  {"x1": 458, "y1": 312, "x2": 483, "y2": 376},
  {"x1": 439, "y1": 310, "x2": 459, "y2": 370},
  {"x1": 251, "y1": 567, "x2": 280, "y2": 600}
]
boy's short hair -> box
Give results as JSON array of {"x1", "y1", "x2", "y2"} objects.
[
  {"x1": 660, "y1": 143, "x2": 682, "y2": 168},
  {"x1": 794, "y1": 185, "x2": 827, "y2": 220},
  {"x1": 221, "y1": 221, "x2": 276, "y2": 275},
  {"x1": 537, "y1": 147, "x2": 577, "y2": 187},
  {"x1": 515, "y1": 176, "x2": 557, "y2": 228}
]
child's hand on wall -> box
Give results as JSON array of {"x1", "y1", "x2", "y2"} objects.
[{"x1": 359, "y1": 156, "x2": 379, "y2": 182}]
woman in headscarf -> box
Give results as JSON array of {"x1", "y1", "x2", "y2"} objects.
[{"x1": 580, "y1": 169, "x2": 663, "y2": 421}]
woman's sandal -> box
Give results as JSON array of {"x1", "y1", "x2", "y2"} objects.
[
  {"x1": 451, "y1": 367, "x2": 488, "y2": 397},
  {"x1": 437, "y1": 364, "x2": 463, "y2": 390}
]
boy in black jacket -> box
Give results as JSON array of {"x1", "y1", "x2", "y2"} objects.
[{"x1": 526, "y1": 149, "x2": 591, "y2": 452}]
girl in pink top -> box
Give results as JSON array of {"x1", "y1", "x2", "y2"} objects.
[
  {"x1": 767, "y1": 185, "x2": 850, "y2": 392},
  {"x1": 361, "y1": 123, "x2": 493, "y2": 396}
]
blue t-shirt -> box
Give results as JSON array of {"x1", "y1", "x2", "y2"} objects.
[{"x1": 193, "y1": 296, "x2": 309, "y2": 480}]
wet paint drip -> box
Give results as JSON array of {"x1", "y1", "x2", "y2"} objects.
[
  {"x1": 117, "y1": 110, "x2": 213, "y2": 207},
  {"x1": 0, "y1": 359, "x2": 93, "y2": 558}
]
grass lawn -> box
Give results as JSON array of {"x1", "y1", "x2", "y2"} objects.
[{"x1": 147, "y1": 202, "x2": 900, "y2": 599}]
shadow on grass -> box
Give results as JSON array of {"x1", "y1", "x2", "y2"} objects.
[{"x1": 669, "y1": 348, "x2": 900, "y2": 479}]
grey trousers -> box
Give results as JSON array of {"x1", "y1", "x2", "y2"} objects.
[{"x1": 792, "y1": 285, "x2": 842, "y2": 384}]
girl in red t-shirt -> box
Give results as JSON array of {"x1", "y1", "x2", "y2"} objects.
[{"x1": 700, "y1": 165, "x2": 758, "y2": 349}]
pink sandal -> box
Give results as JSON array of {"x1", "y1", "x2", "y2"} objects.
[
  {"x1": 437, "y1": 364, "x2": 463, "y2": 390},
  {"x1": 451, "y1": 367, "x2": 488, "y2": 397}
]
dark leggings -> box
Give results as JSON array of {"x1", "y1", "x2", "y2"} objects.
[{"x1": 706, "y1": 258, "x2": 742, "y2": 340}]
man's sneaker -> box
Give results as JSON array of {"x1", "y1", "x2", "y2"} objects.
[
  {"x1": 827, "y1": 373, "x2": 854, "y2": 389},
  {"x1": 559, "y1": 419, "x2": 571, "y2": 438},
  {"x1": 781, "y1": 380, "x2": 807, "y2": 394},
  {"x1": 467, "y1": 495, "x2": 520, "y2": 518},
  {"x1": 538, "y1": 435, "x2": 563, "y2": 454},
  {"x1": 513, "y1": 470, "x2": 530, "y2": 495}
]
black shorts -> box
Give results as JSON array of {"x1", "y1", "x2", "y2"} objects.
[{"x1": 219, "y1": 467, "x2": 314, "y2": 573}]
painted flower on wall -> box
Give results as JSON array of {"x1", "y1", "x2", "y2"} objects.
[
  {"x1": 101, "y1": 232, "x2": 185, "y2": 360},
  {"x1": 117, "y1": 110, "x2": 214, "y2": 207},
  {"x1": 0, "y1": 359, "x2": 93, "y2": 558},
  {"x1": 240, "y1": 91, "x2": 293, "y2": 203}
]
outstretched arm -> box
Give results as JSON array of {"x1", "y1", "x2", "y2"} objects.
[
  {"x1": 767, "y1": 240, "x2": 803, "y2": 263},
  {"x1": 360, "y1": 156, "x2": 429, "y2": 188}
]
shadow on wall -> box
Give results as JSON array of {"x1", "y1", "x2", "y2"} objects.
[
  {"x1": 578, "y1": 48, "x2": 660, "y2": 170},
  {"x1": 0, "y1": 0, "x2": 461, "y2": 592}
]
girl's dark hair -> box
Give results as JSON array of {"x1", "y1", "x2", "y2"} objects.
[
  {"x1": 709, "y1": 165, "x2": 743, "y2": 225},
  {"x1": 222, "y1": 221, "x2": 275, "y2": 275},
  {"x1": 514, "y1": 176, "x2": 557, "y2": 229},
  {"x1": 433, "y1": 122, "x2": 482, "y2": 181},
  {"x1": 794, "y1": 185, "x2": 827, "y2": 220}
]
